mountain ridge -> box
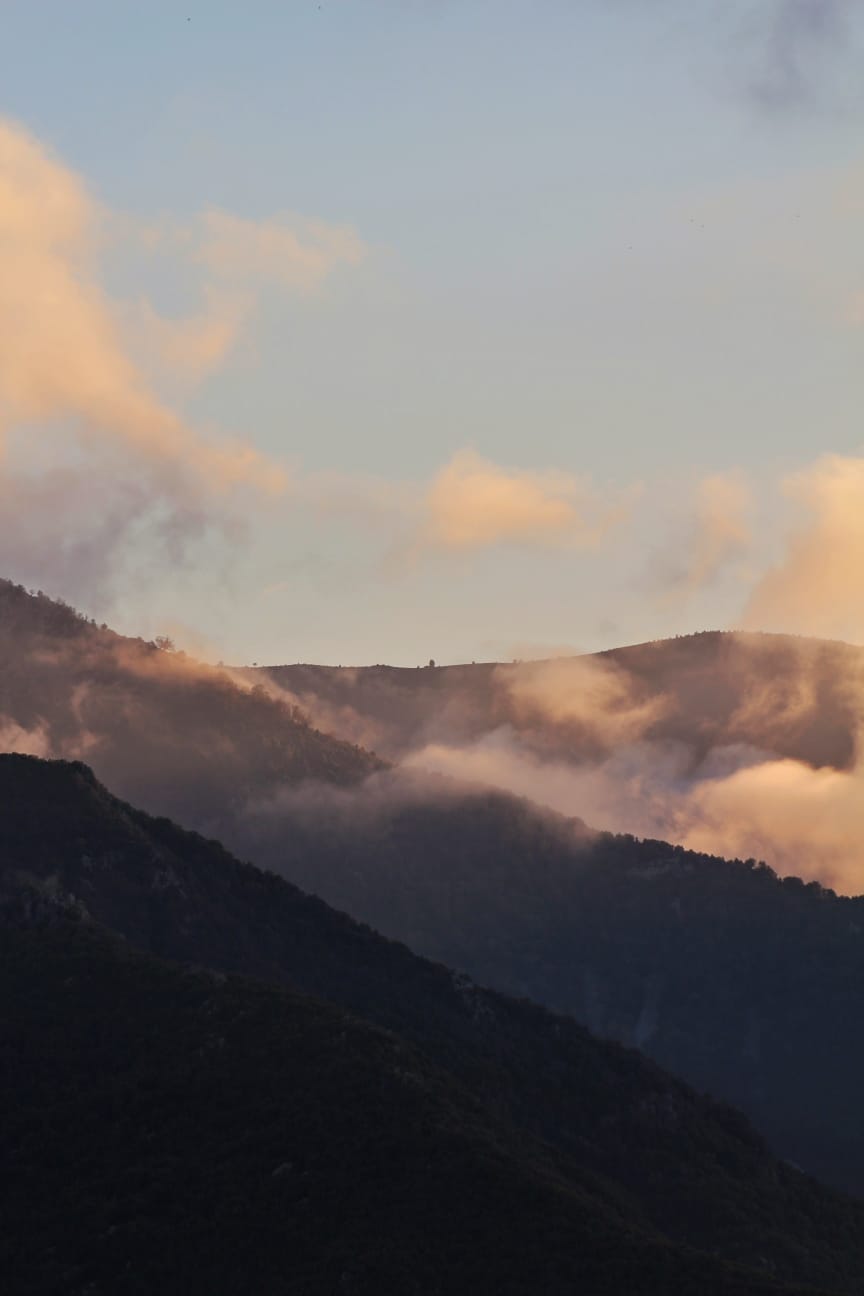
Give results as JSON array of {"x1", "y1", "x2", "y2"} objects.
[
  {"x1": 256, "y1": 628, "x2": 864, "y2": 771},
  {"x1": 0, "y1": 578, "x2": 383, "y2": 830},
  {"x1": 3, "y1": 752, "x2": 864, "y2": 1294}
]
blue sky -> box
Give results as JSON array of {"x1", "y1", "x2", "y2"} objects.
[{"x1": 2, "y1": 1, "x2": 863, "y2": 663}]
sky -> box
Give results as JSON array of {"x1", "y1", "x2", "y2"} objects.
[{"x1": 2, "y1": 0, "x2": 864, "y2": 665}]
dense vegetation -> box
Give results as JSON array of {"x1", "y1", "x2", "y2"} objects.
[
  {"x1": 3, "y1": 754, "x2": 864, "y2": 1295},
  {"x1": 3, "y1": 915, "x2": 828, "y2": 1296},
  {"x1": 262, "y1": 794, "x2": 864, "y2": 1195}
]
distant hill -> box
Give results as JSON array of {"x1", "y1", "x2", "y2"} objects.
[
  {"x1": 1, "y1": 753, "x2": 861, "y2": 1296},
  {"x1": 258, "y1": 631, "x2": 863, "y2": 769},
  {"x1": 0, "y1": 579, "x2": 380, "y2": 832}
]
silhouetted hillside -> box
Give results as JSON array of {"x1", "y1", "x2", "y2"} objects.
[
  {"x1": 5, "y1": 587, "x2": 864, "y2": 1206},
  {"x1": 4, "y1": 918, "x2": 828, "y2": 1296},
  {"x1": 257, "y1": 794, "x2": 864, "y2": 1196},
  {"x1": 0, "y1": 580, "x2": 380, "y2": 831},
  {"x1": 2, "y1": 754, "x2": 863, "y2": 1294}
]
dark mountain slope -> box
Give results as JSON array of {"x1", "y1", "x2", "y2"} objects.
[
  {"x1": 263, "y1": 798, "x2": 864, "y2": 1197},
  {"x1": 0, "y1": 579, "x2": 380, "y2": 829},
  {"x1": 4, "y1": 587, "x2": 864, "y2": 1203},
  {"x1": 6, "y1": 919, "x2": 802, "y2": 1296},
  {"x1": 2, "y1": 755, "x2": 864, "y2": 1295}
]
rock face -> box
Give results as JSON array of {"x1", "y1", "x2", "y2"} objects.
[{"x1": 3, "y1": 753, "x2": 864, "y2": 1295}]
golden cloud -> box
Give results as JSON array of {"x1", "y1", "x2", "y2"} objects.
[
  {"x1": 0, "y1": 118, "x2": 284, "y2": 494},
  {"x1": 420, "y1": 450, "x2": 635, "y2": 553},
  {"x1": 741, "y1": 454, "x2": 864, "y2": 641}
]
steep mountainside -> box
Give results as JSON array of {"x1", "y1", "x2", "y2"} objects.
[
  {"x1": 5, "y1": 586, "x2": 864, "y2": 1206},
  {"x1": 7, "y1": 919, "x2": 796, "y2": 1296},
  {"x1": 0, "y1": 580, "x2": 380, "y2": 831},
  {"x1": 259, "y1": 800, "x2": 864, "y2": 1197},
  {"x1": 258, "y1": 631, "x2": 864, "y2": 768},
  {"x1": 2, "y1": 754, "x2": 863, "y2": 1295}
]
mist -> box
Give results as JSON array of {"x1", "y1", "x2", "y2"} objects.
[{"x1": 258, "y1": 629, "x2": 864, "y2": 894}]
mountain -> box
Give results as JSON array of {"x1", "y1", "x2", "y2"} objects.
[
  {"x1": 5, "y1": 584, "x2": 864, "y2": 1202},
  {"x1": 2, "y1": 753, "x2": 863, "y2": 1295},
  {"x1": 8, "y1": 918, "x2": 787, "y2": 1296},
  {"x1": 260, "y1": 797, "x2": 864, "y2": 1197},
  {"x1": 257, "y1": 630, "x2": 864, "y2": 769},
  {"x1": 230, "y1": 629, "x2": 864, "y2": 1196},
  {"x1": 0, "y1": 579, "x2": 380, "y2": 831}
]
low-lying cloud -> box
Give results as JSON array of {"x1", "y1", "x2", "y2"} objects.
[
  {"x1": 494, "y1": 655, "x2": 666, "y2": 748},
  {"x1": 256, "y1": 632, "x2": 864, "y2": 894},
  {"x1": 405, "y1": 726, "x2": 864, "y2": 895}
]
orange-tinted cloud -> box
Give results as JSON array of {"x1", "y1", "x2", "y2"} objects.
[
  {"x1": 196, "y1": 210, "x2": 366, "y2": 289},
  {"x1": 741, "y1": 454, "x2": 864, "y2": 641},
  {"x1": 0, "y1": 118, "x2": 285, "y2": 495},
  {"x1": 419, "y1": 450, "x2": 635, "y2": 553},
  {"x1": 495, "y1": 655, "x2": 666, "y2": 747},
  {"x1": 0, "y1": 119, "x2": 369, "y2": 603},
  {"x1": 681, "y1": 471, "x2": 752, "y2": 593},
  {"x1": 122, "y1": 208, "x2": 366, "y2": 386},
  {"x1": 0, "y1": 721, "x2": 51, "y2": 758},
  {"x1": 648, "y1": 470, "x2": 753, "y2": 604},
  {"x1": 121, "y1": 289, "x2": 248, "y2": 388},
  {"x1": 674, "y1": 750, "x2": 864, "y2": 892}
]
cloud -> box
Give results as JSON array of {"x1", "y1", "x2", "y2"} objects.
[
  {"x1": 674, "y1": 747, "x2": 864, "y2": 891},
  {"x1": 195, "y1": 210, "x2": 366, "y2": 289},
  {"x1": 0, "y1": 721, "x2": 51, "y2": 759},
  {"x1": 390, "y1": 636, "x2": 864, "y2": 893},
  {"x1": 418, "y1": 450, "x2": 635, "y2": 554},
  {"x1": 120, "y1": 288, "x2": 248, "y2": 387},
  {"x1": 123, "y1": 208, "x2": 366, "y2": 385},
  {"x1": 688, "y1": 471, "x2": 752, "y2": 586},
  {"x1": 253, "y1": 630, "x2": 864, "y2": 894},
  {"x1": 0, "y1": 467, "x2": 216, "y2": 611},
  {"x1": 271, "y1": 451, "x2": 636, "y2": 568},
  {"x1": 741, "y1": 454, "x2": 864, "y2": 641},
  {"x1": 494, "y1": 655, "x2": 666, "y2": 748},
  {"x1": 740, "y1": 0, "x2": 858, "y2": 109},
  {"x1": 654, "y1": 471, "x2": 753, "y2": 601},
  {"x1": 403, "y1": 727, "x2": 864, "y2": 893},
  {"x1": 0, "y1": 118, "x2": 366, "y2": 603},
  {"x1": 0, "y1": 119, "x2": 284, "y2": 494}
]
